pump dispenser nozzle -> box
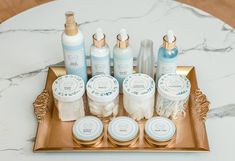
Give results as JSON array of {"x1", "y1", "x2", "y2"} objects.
[
  {"x1": 95, "y1": 28, "x2": 104, "y2": 41},
  {"x1": 167, "y1": 30, "x2": 175, "y2": 43},
  {"x1": 163, "y1": 30, "x2": 176, "y2": 50},
  {"x1": 119, "y1": 29, "x2": 128, "y2": 41},
  {"x1": 117, "y1": 28, "x2": 129, "y2": 48},
  {"x1": 93, "y1": 28, "x2": 106, "y2": 48},
  {"x1": 64, "y1": 11, "x2": 78, "y2": 36}
]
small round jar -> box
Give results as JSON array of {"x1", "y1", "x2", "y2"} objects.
[
  {"x1": 86, "y1": 75, "x2": 119, "y2": 118},
  {"x1": 156, "y1": 73, "x2": 191, "y2": 118},
  {"x1": 72, "y1": 116, "x2": 104, "y2": 146},
  {"x1": 123, "y1": 73, "x2": 155, "y2": 120},
  {"x1": 108, "y1": 116, "x2": 139, "y2": 146},
  {"x1": 52, "y1": 75, "x2": 85, "y2": 121},
  {"x1": 144, "y1": 117, "x2": 176, "y2": 147}
]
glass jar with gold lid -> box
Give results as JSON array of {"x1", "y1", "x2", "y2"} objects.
[
  {"x1": 144, "y1": 116, "x2": 176, "y2": 147},
  {"x1": 72, "y1": 116, "x2": 104, "y2": 146},
  {"x1": 107, "y1": 116, "x2": 139, "y2": 146}
]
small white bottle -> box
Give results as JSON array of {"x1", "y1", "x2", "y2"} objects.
[
  {"x1": 62, "y1": 11, "x2": 88, "y2": 83},
  {"x1": 90, "y1": 28, "x2": 110, "y2": 76},
  {"x1": 113, "y1": 29, "x2": 133, "y2": 92}
]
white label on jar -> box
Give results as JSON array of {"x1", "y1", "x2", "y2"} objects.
[
  {"x1": 157, "y1": 62, "x2": 176, "y2": 79},
  {"x1": 165, "y1": 77, "x2": 184, "y2": 92},
  {"x1": 146, "y1": 117, "x2": 175, "y2": 141},
  {"x1": 114, "y1": 58, "x2": 133, "y2": 79},
  {"x1": 93, "y1": 77, "x2": 113, "y2": 93},
  {"x1": 130, "y1": 78, "x2": 148, "y2": 92},
  {"x1": 91, "y1": 57, "x2": 110, "y2": 75},
  {"x1": 73, "y1": 116, "x2": 103, "y2": 141},
  {"x1": 108, "y1": 117, "x2": 138, "y2": 141},
  {"x1": 152, "y1": 121, "x2": 171, "y2": 135}
]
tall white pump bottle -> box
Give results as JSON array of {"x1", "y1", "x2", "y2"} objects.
[{"x1": 62, "y1": 11, "x2": 88, "y2": 83}]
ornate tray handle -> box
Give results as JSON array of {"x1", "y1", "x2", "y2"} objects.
[
  {"x1": 194, "y1": 89, "x2": 210, "y2": 122},
  {"x1": 33, "y1": 90, "x2": 50, "y2": 122}
]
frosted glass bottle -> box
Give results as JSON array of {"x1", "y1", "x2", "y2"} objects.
[
  {"x1": 113, "y1": 29, "x2": 133, "y2": 92},
  {"x1": 90, "y1": 28, "x2": 110, "y2": 76},
  {"x1": 62, "y1": 11, "x2": 88, "y2": 83}
]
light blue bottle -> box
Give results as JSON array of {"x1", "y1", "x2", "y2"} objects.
[
  {"x1": 62, "y1": 12, "x2": 87, "y2": 83},
  {"x1": 90, "y1": 28, "x2": 110, "y2": 76},
  {"x1": 113, "y1": 29, "x2": 133, "y2": 92},
  {"x1": 156, "y1": 30, "x2": 178, "y2": 84}
]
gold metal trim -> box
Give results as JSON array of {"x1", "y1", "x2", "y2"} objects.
[
  {"x1": 33, "y1": 66, "x2": 210, "y2": 152},
  {"x1": 33, "y1": 89, "x2": 50, "y2": 122},
  {"x1": 163, "y1": 35, "x2": 176, "y2": 50},
  {"x1": 194, "y1": 89, "x2": 210, "y2": 122}
]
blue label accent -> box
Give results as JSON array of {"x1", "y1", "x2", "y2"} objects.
[{"x1": 63, "y1": 43, "x2": 84, "y2": 51}]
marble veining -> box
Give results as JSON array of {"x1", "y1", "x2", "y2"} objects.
[
  {"x1": 208, "y1": 104, "x2": 235, "y2": 118},
  {"x1": 180, "y1": 38, "x2": 234, "y2": 54},
  {"x1": 0, "y1": 0, "x2": 235, "y2": 160}
]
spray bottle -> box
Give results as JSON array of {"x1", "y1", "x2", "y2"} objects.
[{"x1": 62, "y1": 11, "x2": 87, "y2": 83}]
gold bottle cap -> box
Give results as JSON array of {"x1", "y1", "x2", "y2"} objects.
[
  {"x1": 93, "y1": 28, "x2": 106, "y2": 48},
  {"x1": 64, "y1": 11, "x2": 78, "y2": 36},
  {"x1": 116, "y1": 29, "x2": 129, "y2": 48},
  {"x1": 163, "y1": 30, "x2": 176, "y2": 50}
]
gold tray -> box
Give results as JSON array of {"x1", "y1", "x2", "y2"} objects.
[{"x1": 33, "y1": 66, "x2": 210, "y2": 152}]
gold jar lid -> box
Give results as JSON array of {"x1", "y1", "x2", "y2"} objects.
[
  {"x1": 144, "y1": 131, "x2": 176, "y2": 147},
  {"x1": 107, "y1": 116, "x2": 139, "y2": 146},
  {"x1": 72, "y1": 116, "x2": 104, "y2": 146},
  {"x1": 144, "y1": 117, "x2": 176, "y2": 147}
]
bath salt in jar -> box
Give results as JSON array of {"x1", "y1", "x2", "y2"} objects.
[
  {"x1": 123, "y1": 73, "x2": 155, "y2": 121},
  {"x1": 156, "y1": 73, "x2": 191, "y2": 118},
  {"x1": 52, "y1": 75, "x2": 85, "y2": 121},
  {"x1": 86, "y1": 75, "x2": 119, "y2": 118}
]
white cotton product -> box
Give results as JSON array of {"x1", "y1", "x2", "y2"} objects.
[
  {"x1": 156, "y1": 73, "x2": 191, "y2": 118},
  {"x1": 52, "y1": 75, "x2": 85, "y2": 121},
  {"x1": 86, "y1": 75, "x2": 119, "y2": 118},
  {"x1": 113, "y1": 105, "x2": 119, "y2": 116},
  {"x1": 123, "y1": 73, "x2": 155, "y2": 120}
]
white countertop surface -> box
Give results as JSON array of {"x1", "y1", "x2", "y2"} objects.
[{"x1": 0, "y1": 0, "x2": 235, "y2": 160}]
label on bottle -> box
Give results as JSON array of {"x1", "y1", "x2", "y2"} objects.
[
  {"x1": 114, "y1": 58, "x2": 133, "y2": 86},
  {"x1": 91, "y1": 55, "x2": 110, "y2": 76},
  {"x1": 63, "y1": 43, "x2": 87, "y2": 82},
  {"x1": 156, "y1": 62, "x2": 176, "y2": 82}
]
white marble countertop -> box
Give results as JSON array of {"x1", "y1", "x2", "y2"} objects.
[{"x1": 0, "y1": 0, "x2": 235, "y2": 160}]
